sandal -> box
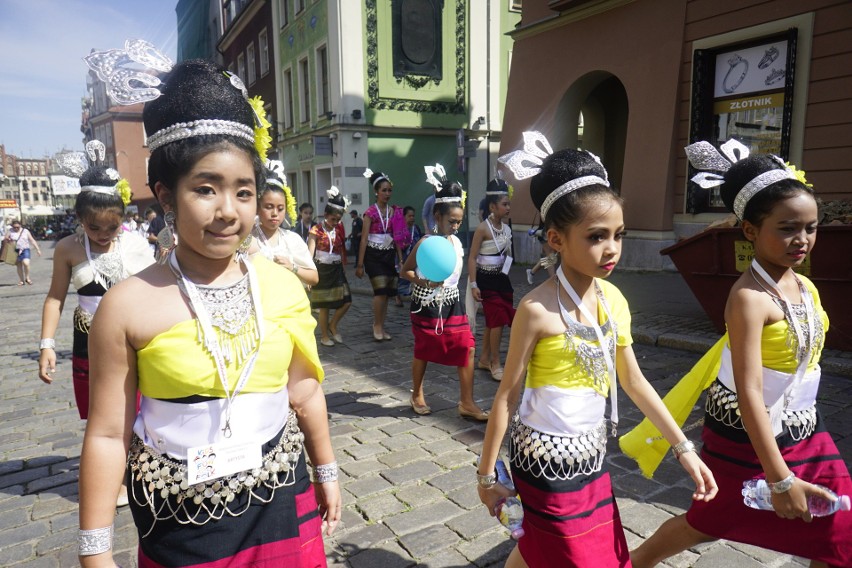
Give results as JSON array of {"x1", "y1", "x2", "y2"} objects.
[
  {"x1": 410, "y1": 396, "x2": 432, "y2": 415},
  {"x1": 329, "y1": 326, "x2": 343, "y2": 344},
  {"x1": 25, "y1": 279, "x2": 33, "y2": 285},
  {"x1": 320, "y1": 338, "x2": 335, "y2": 347},
  {"x1": 490, "y1": 366, "x2": 504, "y2": 381},
  {"x1": 477, "y1": 361, "x2": 492, "y2": 371},
  {"x1": 17, "y1": 282, "x2": 24, "y2": 286},
  {"x1": 382, "y1": 332, "x2": 392, "y2": 341},
  {"x1": 458, "y1": 404, "x2": 489, "y2": 421}
]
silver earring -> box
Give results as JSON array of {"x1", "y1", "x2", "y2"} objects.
[
  {"x1": 157, "y1": 210, "x2": 177, "y2": 265},
  {"x1": 236, "y1": 234, "x2": 252, "y2": 262}
]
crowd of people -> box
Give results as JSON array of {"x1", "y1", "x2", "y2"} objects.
[{"x1": 19, "y1": 39, "x2": 849, "y2": 568}]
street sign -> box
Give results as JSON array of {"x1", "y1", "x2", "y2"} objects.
[{"x1": 0, "y1": 199, "x2": 17, "y2": 208}]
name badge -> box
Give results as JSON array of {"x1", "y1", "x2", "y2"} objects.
[
  {"x1": 383, "y1": 233, "x2": 394, "y2": 248},
  {"x1": 501, "y1": 255, "x2": 513, "y2": 275},
  {"x1": 186, "y1": 440, "x2": 263, "y2": 485}
]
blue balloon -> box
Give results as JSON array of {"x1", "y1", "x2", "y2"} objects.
[{"x1": 416, "y1": 236, "x2": 456, "y2": 282}]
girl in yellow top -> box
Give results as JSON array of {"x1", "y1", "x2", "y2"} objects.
[
  {"x1": 477, "y1": 132, "x2": 716, "y2": 568},
  {"x1": 627, "y1": 142, "x2": 852, "y2": 568},
  {"x1": 77, "y1": 52, "x2": 339, "y2": 568}
]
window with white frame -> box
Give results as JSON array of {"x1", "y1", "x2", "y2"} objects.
[
  {"x1": 295, "y1": 0, "x2": 305, "y2": 15},
  {"x1": 299, "y1": 57, "x2": 310, "y2": 123},
  {"x1": 279, "y1": 0, "x2": 289, "y2": 27},
  {"x1": 283, "y1": 67, "x2": 294, "y2": 129},
  {"x1": 247, "y1": 42, "x2": 256, "y2": 85},
  {"x1": 237, "y1": 52, "x2": 246, "y2": 82},
  {"x1": 259, "y1": 28, "x2": 269, "y2": 77},
  {"x1": 316, "y1": 45, "x2": 329, "y2": 116},
  {"x1": 509, "y1": 0, "x2": 522, "y2": 12}
]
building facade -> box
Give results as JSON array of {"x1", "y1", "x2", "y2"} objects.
[
  {"x1": 502, "y1": 0, "x2": 851, "y2": 268},
  {"x1": 0, "y1": 144, "x2": 56, "y2": 222},
  {"x1": 177, "y1": 1, "x2": 520, "y2": 235},
  {"x1": 81, "y1": 70, "x2": 152, "y2": 212}
]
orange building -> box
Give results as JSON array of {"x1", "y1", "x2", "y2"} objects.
[{"x1": 502, "y1": 0, "x2": 851, "y2": 269}]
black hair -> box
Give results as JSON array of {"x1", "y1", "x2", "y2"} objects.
[
  {"x1": 403, "y1": 206, "x2": 415, "y2": 216},
  {"x1": 720, "y1": 154, "x2": 813, "y2": 226},
  {"x1": 299, "y1": 202, "x2": 313, "y2": 213},
  {"x1": 369, "y1": 171, "x2": 391, "y2": 190},
  {"x1": 485, "y1": 178, "x2": 510, "y2": 210},
  {"x1": 433, "y1": 181, "x2": 464, "y2": 218},
  {"x1": 143, "y1": 59, "x2": 262, "y2": 206},
  {"x1": 530, "y1": 148, "x2": 620, "y2": 231},
  {"x1": 259, "y1": 166, "x2": 287, "y2": 200},
  {"x1": 76, "y1": 165, "x2": 125, "y2": 222},
  {"x1": 324, "y1": 192, "x2": 346, "y2": 216}
]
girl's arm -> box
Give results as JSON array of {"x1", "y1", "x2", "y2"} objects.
[
  {"x1": 78, "y1": 288, "x2": 138, "y2": 567},
  {"x1": 400, "y1": 239, "x2": 438, "y2": 288},
  {"x1": 617, "y1": 345, "x2": 718, "y2": 501},
  {"x1": 38, "y1": 238, "x2": 73, "y2": 383},
  {"x1": 287, "y1": 347, "x2": 340, "y2": 536},
  {"x1": 726, "y1": 287, "x2": 831, "y2": 520},
  {"x1": 307, "y1": 232, "x2": 317, "y2": 257},
  {"x1": 30, "y1": 230, "x2": 42, "y2": 255},
  {"x1": 467, "y1": 226, "x2": 485, "y2": 302},
  {"x1": 355, "y1": 215, "x2": 371, "y2": 278},
  {"x1": 477, "y1": 297, "x2": 541, "y2": 513}
]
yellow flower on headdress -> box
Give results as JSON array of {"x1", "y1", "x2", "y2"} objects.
[
  {"x1": 249, "y1": 96, "x2": 272, "y2": 160},
  {"x1": 115, "y1": 179, "x2": 132, "y2": 206},
  {"x1": 507, "y1": 184, "x2": 514, "y2": 200},
  {"x1": 785, "y1": 162, "x2": 812, "y2": 188},
  {"x1": 283, "y1": 184, "x2": 297, "y2": 222},
  {"x1": 461, "y1": 189, "x2": 467, "y2": 210}
]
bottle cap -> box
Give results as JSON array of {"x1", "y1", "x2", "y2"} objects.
[{"x1": 840, "y1": 495, "x2": 851, "y2": 511}]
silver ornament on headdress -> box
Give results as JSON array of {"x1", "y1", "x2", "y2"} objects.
[
  {"x1": 684, "y1": 139, "x2": 797, "y2": 220},
  {"x1": 84, "y1": 39, "x2": 173, "y2": 105},
  {"x1": 498, "y1": 131, "x2": 609, "y2": 219},
  {"x1": 363, "y1": 168, "x2": 390, "y2": 188},
  {"x1": 424, "y1": 163, "x2": 462, "y2": 204},
  {"x1": 325, "y1": 186, "x2": 349, "y2": 211},
  {"x1": 266, "y1": 159, "x2": 287, "y2": 188},
  {"x1": 85, "y1": 39, "x2": 257, "y2": 151},
  {"x1": 86, "y1": 140, "x2": 106, "y2": 163}
]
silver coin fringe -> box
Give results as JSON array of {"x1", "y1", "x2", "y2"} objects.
[
  {"x1": 411, "y1": 283, "x2": 460, "y2": 307},
  {"x1": 128, "y1": 411, "x2": 304, "y2": 537},
  {"x1": 476, "y1": 263, "x2": 504, "y2": 274},
  {"x1": 705, "y1": 380, "x2": 817, "y2": 441},
  {"x1": 509, "y1": 414, "x2": 606, "y2": 481}
]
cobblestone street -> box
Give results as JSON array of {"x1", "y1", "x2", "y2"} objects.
[{"x1": 1, "y1": 244, "x2": 850, "y2": 567}]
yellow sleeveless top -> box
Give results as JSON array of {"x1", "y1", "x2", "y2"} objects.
[
  {"x1": 137, "y1": 256, "x2": 323, "y2": 399},
  {"x1": 525, "y1": 279, "x2": 633, "y2": 397},
  {"x1": 621, "y1": 273, "x2": 828, "y2": 477}
]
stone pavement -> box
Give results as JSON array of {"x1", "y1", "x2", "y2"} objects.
[{"x1": 1, "y1": 242, "x2": 850, "y2": 567}]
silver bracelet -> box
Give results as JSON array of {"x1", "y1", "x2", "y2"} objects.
[
  {"x1": 78, "y1": 524, "x2": 113, "y2": 556},
  {"x1": 768, "y1": 471, "x2": 796, "y2": 494},
  {"x1": 672, "y1": 439, "x2": 696, "y2": 460},
  {"x1": 469, "y1": 281, "x2": 478, "y2": 289},
  {"x1": 39, "y1": 338, "x2": 56, "y2": 350},
  {"x1": 313, "y1": 461, "x2": 338, "y2": 483}
]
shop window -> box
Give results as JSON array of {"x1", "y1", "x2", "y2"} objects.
[
  {"x1": 259, "y1": 29, "x2": 269, "y2": 77},
  {"x1": 687, "y1": 30, "x2": 797, "y2": 213}
]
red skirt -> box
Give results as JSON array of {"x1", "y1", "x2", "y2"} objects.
[
  {"x1": 686, "y1": 407, "x2": 852, "y2": 567},
  {"x1": 480, "y1": 290, "x2": 515, "y2": 328},
  {"x1": 411, "y1": 296, "x2": 474, "y2": 367},
  {"x1": 72, "y1": 355, "x2": 90, "y2": 419},
  {"x1": 512, "y1": 465, "x2": 631, "y2": 567}
]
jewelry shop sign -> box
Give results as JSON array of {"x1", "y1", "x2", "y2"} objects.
[{"x1": 714, "y1": 40, "x2": 788, "y2": 98}]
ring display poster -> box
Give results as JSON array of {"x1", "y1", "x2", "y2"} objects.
[{"x1": 687, "y1": 30, "x2": 797, "y2": 213}]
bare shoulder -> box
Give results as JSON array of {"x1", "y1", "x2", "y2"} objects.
[
  {"x1": 726, "y1": 273, "x2": 775, "y2": 326},
  {"x1": 517, "y1": 278, "x2": 562, "y2": 337},
  {"x1": 54, "y1": 234, "x2": 82, "y2": 261}
]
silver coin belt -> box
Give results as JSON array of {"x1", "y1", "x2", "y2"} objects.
[
  {"x1": 705, "y1": 379, "x2": 817, "y2": 441},
  {"x1": 366, "y1": 239, "x2": 393, "y2": 250},
  {"x1": 74, "y1": 305, "x2": 95, "y2": 334},
  {"x1": 476, "y1": 262, "x2": 504, "y2": 274},
  {"x1": 411, "y1": 283, "x2": 460, "y2": 307},
  {"x1": 127, "y1": 410, "x2": 304, "y2": 537},
  {"x1": 509, "y1": 414, "x2": 607, "y2": 481}
]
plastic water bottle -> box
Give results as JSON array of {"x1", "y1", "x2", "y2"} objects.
[
  {"x1": 742, "y1": 479, "x2": 851, "y2": 516},
  {"x1": 493, "y1": 459, "x2": 524, "y2": 540}
]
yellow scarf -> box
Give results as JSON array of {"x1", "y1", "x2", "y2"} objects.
[{"x1": 619, "y1": 335, "x2": 727, "y2": 478}]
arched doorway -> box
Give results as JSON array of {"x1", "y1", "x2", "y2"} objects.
[{"x1": 553, "y1": 72, "x2": 628, "y2": 191}]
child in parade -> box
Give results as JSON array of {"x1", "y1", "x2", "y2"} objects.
[
  {"x1": 402, "y1": 164, "x2": 488, "y2": 421},
  {"x1": 356, "y1": 168, "x2": 403, "y2": 341},
  {"x1": 625, "y1": 141, "x2": 852, "y2": 568},
  {"x1": 38, "y1": 140, "x2": 153, "y2": 419},
  {"x1": 292, "y1": 202, "x2": 315, "y2": 242},
  {"x1": 77, "y1": 46, "x2": 339, "y2": 567},
  {"x1": 477, "y1": 132, "x2": 717, "y2": 568},
  {"x1": 395, "y1": 205, "x2": 422, "y2": 302},
  {"x1": 307, "y1": 187, "x2": 352, "y2": 347},
  {"x1": 467, "y1": 176, "x2": 515, "y2": 381},
  {"x1": 252, "y1": 160, "x2": 319, "y2": 287}
]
